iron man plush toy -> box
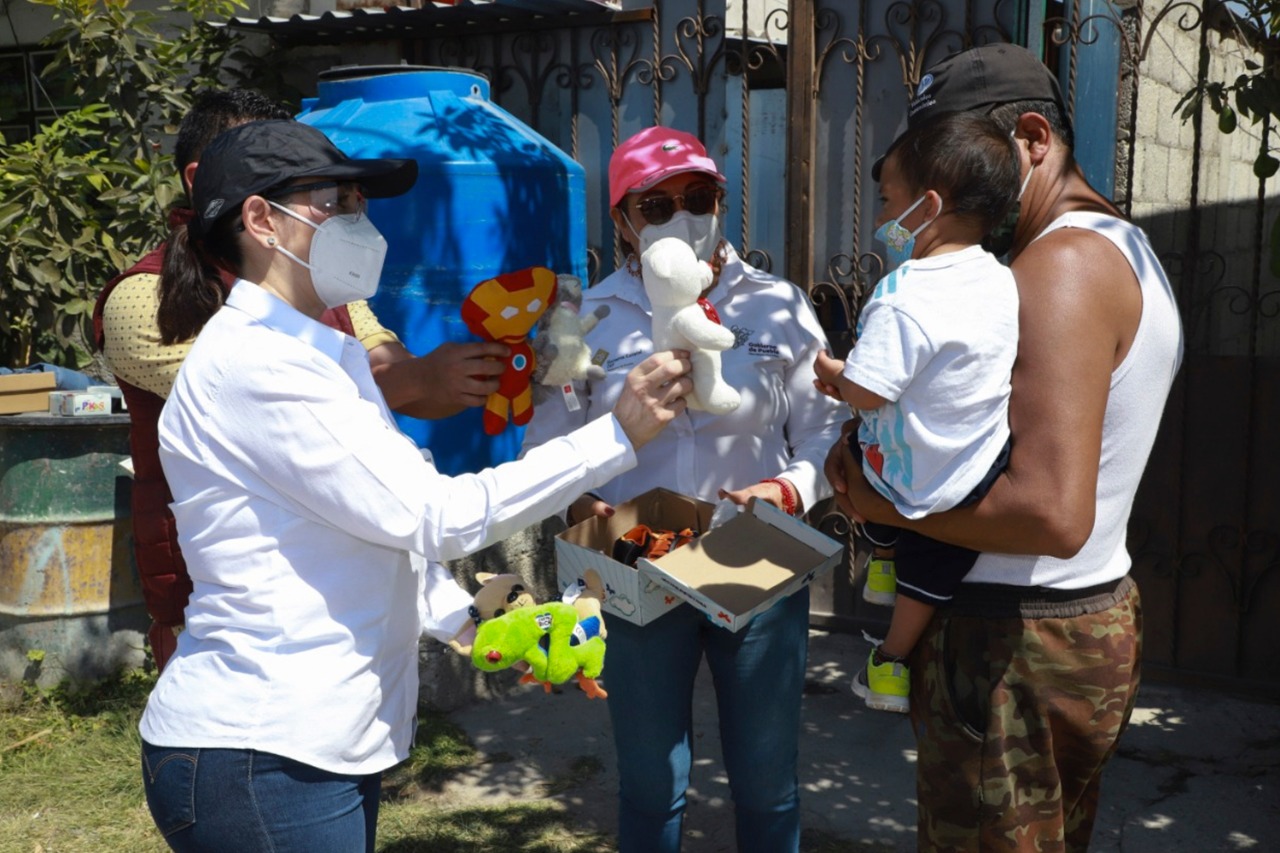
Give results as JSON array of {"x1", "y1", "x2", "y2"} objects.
[{"x1": 461, "y1": 266, "x2": 557, "y2": 434}]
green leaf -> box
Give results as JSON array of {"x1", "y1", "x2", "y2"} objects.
[
  {"x1": 59, "y1": 198, "x2": 88, "y2": 219},
  {"x1": 1176, "y1": 90, "x2": 1201, "y2": 123},
  {"x1": 63, "y1": 297, "x2": 95, "y2": 316},
  {"x1": 0, "y1": 201, "x2": 24, "y2": 229},
  {"x1": 1255, "y1": 153, "x2": 1280, "y2": 180},
  {"x1": 1218, "y1": 106, "x2": 1237, "y2": 134},
  {"x1": 0, "y1": 0, "x2": 254, "y2": 371},
  {"x1": 31, "y1": 260, "x2": 61, "y2": 286}
]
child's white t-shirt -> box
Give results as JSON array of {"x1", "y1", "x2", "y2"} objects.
[{"x1": 843, "y1": 244, "x2": 1018, "y2": 518}]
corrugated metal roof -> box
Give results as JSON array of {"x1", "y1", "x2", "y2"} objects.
[{"x1": 224, "y1": 0, "x2": 639, "y2": 44}]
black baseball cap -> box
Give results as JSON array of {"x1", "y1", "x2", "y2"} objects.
[
  {"x1": 872, "y1": 43, "x2": 1068, "y2": 180},
  {"x1": 190, "y1": 119, "x2": 418, "y2": 235}
]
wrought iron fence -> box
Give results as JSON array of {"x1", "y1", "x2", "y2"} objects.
[{"x1": 295, "y1": 0, "x2": 1277, "y2": 693}]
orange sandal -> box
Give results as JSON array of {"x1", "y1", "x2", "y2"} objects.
[{"x1": 613, "y1": 525, "x2": 700, "y2": 566}]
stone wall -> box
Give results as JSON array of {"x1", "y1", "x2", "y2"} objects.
[{"x1": 1130, "y1": 13, "x2": 1277, "y2": 357}]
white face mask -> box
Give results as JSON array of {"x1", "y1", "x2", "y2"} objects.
[
  {"x1": 628, "y1": 210, "x2": 722, "y2": 264},
  {"x1": 269, "y1": 201, "x2": 388, "y2": 308}
]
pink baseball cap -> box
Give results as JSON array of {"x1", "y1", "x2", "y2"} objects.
[{"x1": 608, "y1": 126, "x2": 726, "y2": 208}]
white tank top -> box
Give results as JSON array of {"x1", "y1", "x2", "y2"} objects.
[{"x1": 965, "y1": 212, "x2": 1184, "y2": 589}]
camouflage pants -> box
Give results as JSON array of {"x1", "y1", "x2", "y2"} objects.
[{"x1": 909, "y1": 575, "x2": 1141, "y2": 853}]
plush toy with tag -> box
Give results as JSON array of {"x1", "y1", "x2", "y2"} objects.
[
  {"x1": 461, "y1": 266, "x2": 557, "y2": 434},
  {"x1": 449, "y1": 569, "x2": 608, "y2": 655},
  {"x1": 531, "y1": 274, "x2": 610, "y2": 406},
  {"x1": 447, "y1": 572, "x2": 537, "y2": 656},
  {"x1": 641, "y1": 237, "x2": 741, "y2": 414},
  {"x1": 470, "y1": 600, "x2": 608, "y2": 699},
  {"x1": 560, "y1": 568, "x2": 608, "y2": 642}
]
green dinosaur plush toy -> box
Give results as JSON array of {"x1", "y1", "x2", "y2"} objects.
[{"x1": 470, "y1": 600, "x2": 608, "y2": 699}]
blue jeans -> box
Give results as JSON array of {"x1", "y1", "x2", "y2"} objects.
[
  {"x1": 605, "y1": 588, "x2": 809, "y2": 853},
  {"x1": 140, "y1": 741, "x2": 381, "y2": 852}
]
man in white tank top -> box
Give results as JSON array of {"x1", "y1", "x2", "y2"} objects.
[{"x1": 829, "y1": 44, "x2": 1184, "y2": 852}]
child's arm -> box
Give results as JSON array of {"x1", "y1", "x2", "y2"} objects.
[{"x1": 813, "y1": 351, "x2": 888, "y2": 410}]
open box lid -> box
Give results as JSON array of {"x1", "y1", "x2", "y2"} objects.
[{"x1": 637, "y1": 497, "x2": 842, "y2": 628}]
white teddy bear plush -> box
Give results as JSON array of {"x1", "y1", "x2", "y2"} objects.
[
  {"x1": 532, "y1": 274, "x2": 609, "y2": 405},
  {"x1": 641, "y1": 237, "x2": 741, "y2": 414}
]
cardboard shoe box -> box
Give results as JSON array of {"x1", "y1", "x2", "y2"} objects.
[
  {"x1": 557, "y1": 488, "x2": 711, "y2": 626},
  {"x1": 556, "y1": 487, "x2": 842, "y2": 631},
  {"x1": 0, "y1": 371, "x2": 56, "y2": 415}
]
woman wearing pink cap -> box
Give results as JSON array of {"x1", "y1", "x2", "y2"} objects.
[{"x1": 523, "y1": 126, "x2": 846, "y2": 852}]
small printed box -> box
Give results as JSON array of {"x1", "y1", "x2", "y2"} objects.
[
  {"x1": 87, "y1": 385, "x2": 127, "y2": 413},
  {"x1": 556, "y1": 487, "x2": 842, "y2": 631},
  {"x1": 555, "y1": 488, "x2": 714, "y2": 626},
  {"x1": 49, "y1": 390, "x2": 112, "y2": 417}
]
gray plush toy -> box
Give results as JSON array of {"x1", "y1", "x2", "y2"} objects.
[{"x1": 531, "y1": 274, "x2": 610, "y2": 405}]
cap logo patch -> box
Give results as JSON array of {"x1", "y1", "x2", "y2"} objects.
[
  {"x1": 661, "y1": 142, "x2": 678, "y2": 152},
  {"x1": 203, "y1": 199, "x2": 225, "y2": 220},
  {"x1": 916, "y1": 74, "x2": 934, "y2": 96}
]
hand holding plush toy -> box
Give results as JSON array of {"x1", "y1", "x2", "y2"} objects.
[
  {"x1": 447, "y1": 572, "x2": 537, "y2": 656},
  {"x1": 531, "y1": 274, "x2": 610, "y2": 406},
  {"x1": 452, "y1": 569, "x2": 610, "y2": 699},
  {"x1": 641, "y1": 237, "x2": 741, "y2": 415},
  {"x1": 461, "y1": 266, "x2": 557, "y2": 434},
  {"x1": 470, "y1": 601, "x2": 608, "y2": 699}
]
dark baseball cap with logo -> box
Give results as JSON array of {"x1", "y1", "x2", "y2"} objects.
[
  {"x1": 190, "y1": 119, "x2": 418, "y2": 236},
  {"x1": 872, "y1": 43, "x2": 1068, "y2": 180}
]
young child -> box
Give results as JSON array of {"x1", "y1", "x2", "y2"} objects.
[{"x1": 814, "y1": 110, "x2": 1022, "y2": 712}]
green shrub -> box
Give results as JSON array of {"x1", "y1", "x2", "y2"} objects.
[{"x1": 0, "y1": 0, "x2": 256, "y2": 369}]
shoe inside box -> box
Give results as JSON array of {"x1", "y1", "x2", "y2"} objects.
[
  {"x1": 560, "y1": 488, "x2": 714, "y2": 554},
  {"x1": 558, "y1": 489, "x2": 839, "y2": 630}
]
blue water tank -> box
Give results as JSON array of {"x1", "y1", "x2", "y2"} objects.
[{"x1": 298, "y1": 66, "x2": 587, "y2": 475}]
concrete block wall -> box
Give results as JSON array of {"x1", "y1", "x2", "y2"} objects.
[{"x1": 1130, "y1": 18, "x2": 1276, "y2": 357}]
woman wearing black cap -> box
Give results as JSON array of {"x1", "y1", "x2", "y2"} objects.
[{"x1": 137, "y1": 119, "x2": 693, "y2": 852}]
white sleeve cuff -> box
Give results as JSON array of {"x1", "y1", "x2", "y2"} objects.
[{"x1": 414, "y1": 555, "x2": 474, "y2": 644}]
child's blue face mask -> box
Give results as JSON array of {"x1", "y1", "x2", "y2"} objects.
[{"x1": 874, "y1": 194, "x2": 936, "y2": 270}]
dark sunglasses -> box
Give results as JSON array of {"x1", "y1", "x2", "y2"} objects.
[{"x1": 634, "y1": 184, "x2": 720, "y2": 226}]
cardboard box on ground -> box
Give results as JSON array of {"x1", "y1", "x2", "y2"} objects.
[
  {"x1": 556, "y1": 487, "x2": 842, "y2": 632},
  {"x1": 0, "y1": 372, "x2": 56, "y2": 415}
]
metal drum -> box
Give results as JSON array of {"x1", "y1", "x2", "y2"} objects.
[{"x1": 0, "y1": 413, "x2": 146, "y2": 687}]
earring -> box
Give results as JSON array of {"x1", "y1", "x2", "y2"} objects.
[
  {"x1": 713, "y1": 240, "x2": 728, "y2": 273},
  {"x1": 267, "y1": 237, "x2": 276, "y2": 247},
  {"x1": 626, "y1": 253, "x2": 642, "y2": 278}
]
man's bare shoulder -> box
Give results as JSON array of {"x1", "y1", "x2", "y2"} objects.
[
  {"x1": 1013, "y1": 224, "x2": 1136, "y2": 299},
  {"x1": 1012, "y1": 220, "x2": 1142, "y2": 360}
]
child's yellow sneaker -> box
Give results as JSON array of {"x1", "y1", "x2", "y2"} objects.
[
  {"x1": 862, "y1": 557, "x2": 897, "y2": 606},
  {"x1": 851, "y1": 647, "x2": 909, "y2": 713}
]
